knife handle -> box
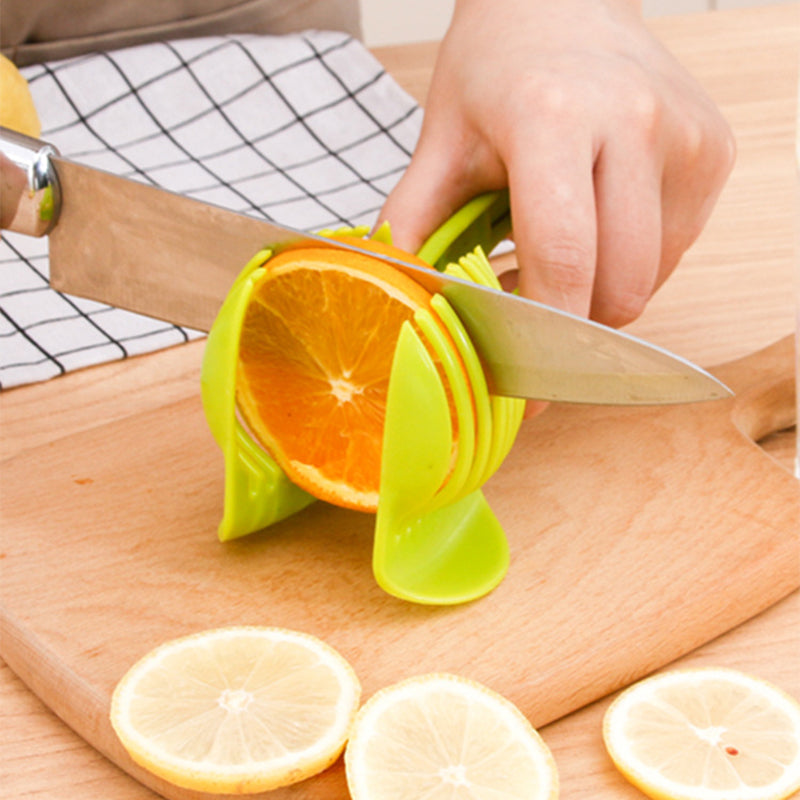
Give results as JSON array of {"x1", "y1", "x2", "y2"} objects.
[{"x1": 0, "y1": 126, "x2": 61, "y2": 236}]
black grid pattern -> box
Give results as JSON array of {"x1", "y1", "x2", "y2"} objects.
[{"x1": 0, "y1": 31, "x2": 422, "y2": 389}]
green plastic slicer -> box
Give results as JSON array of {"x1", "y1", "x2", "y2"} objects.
[{"x1": 201, "y1": 189, "x2": 524, "y2": 604}]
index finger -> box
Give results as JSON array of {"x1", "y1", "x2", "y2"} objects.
[{"x1": 506, "y1": 122, "x2": 597, "y2": 318}]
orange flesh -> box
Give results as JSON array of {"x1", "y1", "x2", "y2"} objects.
[{"x1": 236, "y1": 245, "x2": 446, "y2": 511}]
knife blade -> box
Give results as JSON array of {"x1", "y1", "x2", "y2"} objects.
[{"x1": 1, "y1": 126, "x2": 731, "y2": 404}]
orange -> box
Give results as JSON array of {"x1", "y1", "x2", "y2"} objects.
[
  {"x1": 236, "y1": 239, "x2": 464, "y2": 512},
  {"x1": 328, "y1": 233, "x2": 430, "y2": 263}
]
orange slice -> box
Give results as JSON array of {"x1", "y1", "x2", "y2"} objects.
[{"x1": 236, "y1": 240, "x2": 464, "y2": 512}]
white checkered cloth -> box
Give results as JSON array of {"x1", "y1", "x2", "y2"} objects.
[{"x1": 0, "y1": 31, "x2": 422, "y2": 389}]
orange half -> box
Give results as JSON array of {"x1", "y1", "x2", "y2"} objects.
[{"x1": 236, "y1": 242, "x2": 463, "y2": 512}]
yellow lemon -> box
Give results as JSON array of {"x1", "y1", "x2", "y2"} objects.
[{"x1": 0, "y1": 54, "x2": 41, "y2": 137}]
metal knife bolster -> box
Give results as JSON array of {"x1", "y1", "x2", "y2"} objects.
[{"x1": 2, "y1": 128, "x2": 61, "y2": 237}]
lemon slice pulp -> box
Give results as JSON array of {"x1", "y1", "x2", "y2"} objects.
[
  {"x1": 110, "y1": 626, "x2": 360, "y2": 793},
  {"x1": 603, "y1": 667, "x2": 800, "y2": 800},
  {"x1": 345, "y1": 672, "x2": 559, "y2": 799}
]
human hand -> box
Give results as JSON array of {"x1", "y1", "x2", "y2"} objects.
[{"x1": 379, "y1": 0, "x2": 735, "y2": 328}]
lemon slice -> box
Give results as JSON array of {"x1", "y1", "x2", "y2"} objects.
[
  {"x1": 603, "y1": 667, "x2": 800, "y2": 800},
  {"x1": 110, "y1": 626, "x2": 361, "y2": 793},
  {"x1": 344, "y1": 673, "x2": 559, "y2": 799}
]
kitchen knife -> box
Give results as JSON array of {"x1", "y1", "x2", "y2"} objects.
[{"x1": 1, "y1": 127, "x2": 731, "y2": 404}]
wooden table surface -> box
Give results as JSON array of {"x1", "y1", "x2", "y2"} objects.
[{"x1": 2, "y1": 3, "x2": 798, "y2": 797}]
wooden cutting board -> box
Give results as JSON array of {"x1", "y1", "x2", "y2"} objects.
[{"x1": 1, "y1": 335, "x2": 797, "y2": 800}]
